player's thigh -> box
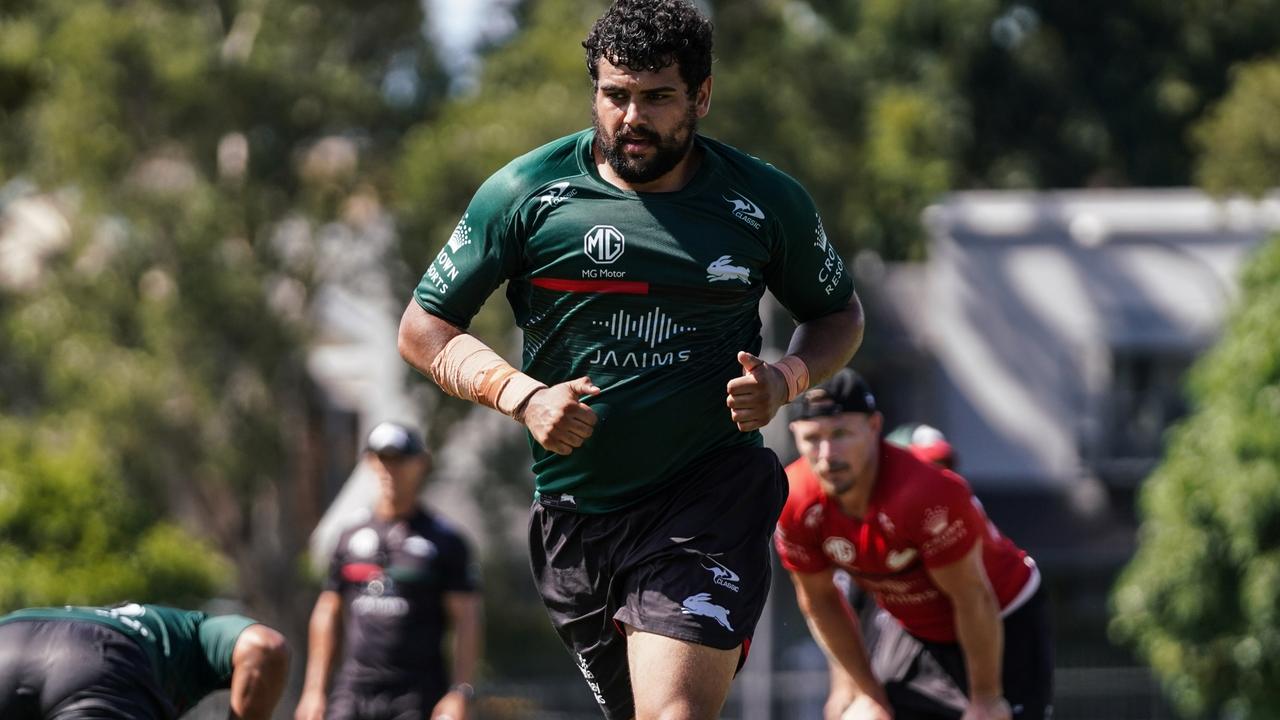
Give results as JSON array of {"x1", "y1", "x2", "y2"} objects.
[
  {"x1": 0, "y1": 624, "x2": 42, "y2": 720},
  {"x1": 529, "y1": 502, "x2": 636, "y2": 720},
  {"x1": 625, "y1": 626, "x2": 738, "y2": 720}
]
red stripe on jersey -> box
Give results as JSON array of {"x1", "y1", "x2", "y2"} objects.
[
  {"x1": 341, "y1": 563, "x2": 383, "y2": 582},
  {"x1": 531, "y1": 277, "x2": 650, "y2": 294}
]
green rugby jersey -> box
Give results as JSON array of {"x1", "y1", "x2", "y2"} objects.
[
  {"x1": 0, "y1": 603, "x2": 255, "y2": 714},
  {"x1": 414, "y1": 129, "x2": 854, "y2": 512}
]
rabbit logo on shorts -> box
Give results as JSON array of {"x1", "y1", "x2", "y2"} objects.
[{"x1": 681, "y1": 593, "x2": 733, "y2": 631}]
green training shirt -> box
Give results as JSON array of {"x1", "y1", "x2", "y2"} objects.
[
  {"x1": 0, "y1": 603, "x2": 256, "y2": 714},
  {"x1": 414, "y1": 129, "x2": 854, "y2": 512}
]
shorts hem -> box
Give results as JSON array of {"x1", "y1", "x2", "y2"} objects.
[{"x1": 613, "y1": 610, "x2": 747, "y2": 652}]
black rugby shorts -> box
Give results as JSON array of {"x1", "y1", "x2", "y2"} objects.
[
  {"x1": 325, "y1": 680, "x2": 446, "y2": 720},
  {"x1": 0, "y1": 620, "x2": 169, "y2": 720},
  {"x1": 917, "y1": 586, "x2": 1055, "y2": 720},
  {"x1": 529, "y1": 444, "x2": 788, "y2": 720}
]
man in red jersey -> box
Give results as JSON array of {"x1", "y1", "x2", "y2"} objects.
[{"x1": 775, "y1": 371, "x2": 1052, "y2": 720}]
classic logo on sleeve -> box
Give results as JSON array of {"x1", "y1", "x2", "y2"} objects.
[
  {"x1": 539, "y1": 180, "x2": 577, "y2": 207},
  {"x1": 723, "y1": 190, "x2": 765, "y2": 229}
]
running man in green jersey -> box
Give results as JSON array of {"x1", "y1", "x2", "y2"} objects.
[
  {"x1": 0, "y1": 602, "x2": 288, "y2": 720},
  {"x1": 398, "y1": 1, "x2": 864, "y2": 718}
]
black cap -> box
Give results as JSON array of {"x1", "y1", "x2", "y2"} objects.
[
  {"x1": 793, "y1": 369, "x2": 877, "y2": 419},
  {"x1": 365, "y1": 421, "x2": 427, "y2": 456}
]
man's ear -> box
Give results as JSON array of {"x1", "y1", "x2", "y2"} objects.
[
  {"x1": 869, "y1": 411, "x2": 884, "y2": 435},
  {"x1": 695, "y1": 75, "x2": 713, "y2": 118}
]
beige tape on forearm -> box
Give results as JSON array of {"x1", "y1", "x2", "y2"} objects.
[
  {"x1": 775, "y1": 354, "x2": 811, "y2": 402},
  {"x1": 429, "y1": 334, "x2": 547, "y2": 416}
]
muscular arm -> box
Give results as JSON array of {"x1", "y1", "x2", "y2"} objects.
[
  {"x1": 445, "y1": 591, "x2": 482, "y2": 687},
  {"x1": 786, "y1": 295, "x2": 865, "y2": 385},
  {"x1": 727, "y1": 296, "x2": 866, "y2": 432},
  {"x1": 397, "y1": 299, "x2": 464, "y2": 376},
  {"x1": 398, "y1": 300, "x2": 599, "y2": 455},
  {"x1": 294, "y1": 591, "x2": 343, "y2": 720},
  {"x1": 227, "y1": 624, "x2": 289, "y2": 720},
  {"x1": 790, "y1": 568, "x2": 891, "y2": 717},
  {"x1": 927, "y1": 543, "x2": 1006, "y2": 714},
  {"x1": 432, "y1": 592, "x2": 483, "y2": 719}
]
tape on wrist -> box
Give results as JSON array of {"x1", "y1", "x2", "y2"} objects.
[
  {"x1": 429, "y1": 334, "x2": 546, "y2": 418},
  {"x1": 775, "y1": 354, "x2": 811, "y2": 402}
]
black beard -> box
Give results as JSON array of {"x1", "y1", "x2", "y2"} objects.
[{"x1": 593, "y1": 103, "x2": 698, "y2": 184}]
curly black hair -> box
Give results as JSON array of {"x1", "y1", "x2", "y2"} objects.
[{"x1": 583, "y1": 0, "x2": 714, "y2": 97}]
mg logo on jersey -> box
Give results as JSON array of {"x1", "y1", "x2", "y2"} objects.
[{"x1": 584, "y1": 225, "x2": 625, "y2": 264}]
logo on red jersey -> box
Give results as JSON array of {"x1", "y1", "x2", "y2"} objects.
[
  {"x1": 924, "y1": 506, "x2": 950, "y2": 536},
  {"x1": 803, "y1": 504, "x2": 825, "y2": 529},
  {"x1": 823, "y1": 537, "x2": 856, "y2": 565},
  {"x1": 886, "y1": 548, "x2": 918, "y2": 571},
  {"x1": 877, "y1": 511, "x2": 896, "y2": 535}
]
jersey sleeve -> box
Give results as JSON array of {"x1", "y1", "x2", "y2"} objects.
[
  {"x1": 197, "y1": 614, "x2": 258, "y2": 683},
  {"x1": 762, "y1": 178, "x2": 855, "y2": 322},
  {"x1": 413, "y1": 169, "x2": 527, "y2": 330},
  {"x1": 439, "y1": 530, "x2": 481, "y2": 593},
  {"x1": 902, "y1": 471, "x2": 987, "y2": 570},
  {"x1": 322, "y1": 533, "x2": 348, "y2": 593},
  {"x1": 774, "y1": 499, "x2": 830, "y2": 574}
]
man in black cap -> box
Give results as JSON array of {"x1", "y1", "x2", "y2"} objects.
[
  {"x1": 296, "y1": 422, "x2": 482, "y2": 720},
  {"x1": 775, "y1": 370, "x2": 1052, "y2": 720},
  {"x1": 823, "y1": 421, "x2": 968, "y2": 720}
]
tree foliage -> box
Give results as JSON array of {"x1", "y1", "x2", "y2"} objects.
[
  {"x1": 0, "y1": 0, "x2": 440, "y2": 612},
  {"x1": 1194, "y1": 56, "x2": 1280, "y2": 196},
  {"x1": 1114, "y1": 245, "x2": 1280, "y2": 711},
  {"x1": 1111, "y1": 234, "x2": 1280, "y2": 719},
  {"x1": 1112, "y1": 45, "x2": 1280, "y2": 718}
]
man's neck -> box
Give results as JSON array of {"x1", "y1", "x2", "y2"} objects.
[
  {"x1": 594, "y1": 143, "x2": 703, "y2": 193},
  {"x1": 374, "y1": 501, "x2": 416, "y2": 522}
]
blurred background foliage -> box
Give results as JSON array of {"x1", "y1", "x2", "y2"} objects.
[
  {"x1": 0, "y1": 0, "x2": 439, "y2": 622},
  {"x1": 1111, "y1": 233, "x2": 1280, "y2": 719},
  {"x1": 1112, "y1": 48, "x2": 1280, "y2": 720},
  {"x1": 2, "y1": 0, "x2": 1280, "y2": 714}
]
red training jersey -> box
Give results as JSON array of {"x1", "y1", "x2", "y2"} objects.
[{"x1": 775, "y1": 442, "x2": 1035, "y2": 642}]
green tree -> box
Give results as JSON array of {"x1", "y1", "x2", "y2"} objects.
[
  {"x1": 1111, "y1": 234, "x2": 1280, "y2": 719},
  {"x1": 1112, "y1": 48, "x2": 1280, "y2": 720},
  {"x1": 1193, "y1": 56, "x2": 1280, "y2": 195},
  {"x1": 0, "y1": 0, "x2": 441, "y2": 615}
]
